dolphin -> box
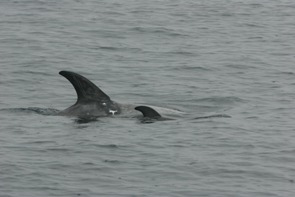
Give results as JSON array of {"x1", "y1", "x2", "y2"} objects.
[
  {"x1": 58, "y1": 71, "x2": 122, "y2": 117},
  {"x1": 58, "y1": 71, "x2": 179, "y2": 119}
]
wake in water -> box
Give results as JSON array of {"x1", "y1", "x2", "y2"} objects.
[{"x1": 0, "y1": 107, "x2": 60, "y2": 116}]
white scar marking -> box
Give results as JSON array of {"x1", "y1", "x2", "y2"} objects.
[
  {"x1": 102, "y1": 103, "x2": 106, "y2": 106},
  {"x1": 109, "y1": 110, "x2": 117, "y2": 115}
]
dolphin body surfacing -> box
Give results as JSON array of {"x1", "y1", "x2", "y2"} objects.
[
  {"x1": 58, "y1": 71, "x2": 182, "y2": 120},
  {"x1": 58, "y1": 71, "x2": 121, "y2": 117}
]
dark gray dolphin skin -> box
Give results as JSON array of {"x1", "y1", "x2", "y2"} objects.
[
  {"x1": 135, "y1": 106, "x2": 172, "y2": 121},
  {"x1": 58, "y1": 71, "x2": 121, "y2": 117}
]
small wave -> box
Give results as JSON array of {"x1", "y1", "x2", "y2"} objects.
[
  {"x1": 99, "y1": 46, "x2": 119, "y2": 50},
  {"x1": 47, "y1": 148, "x2": 71, "y2": 152},
  {"x1": 164, "y1": 50, "x2": 197, "y2": 57},
  {"x1": 93, "y1": 144, "x2": 119, "y2": 149},
  {"x1": 104, "y1": 159, "x2": 121, "y2": 164},
  {"x1": 275, "y1": 71, "x2": 295, "y2": 75},
  {"x1": 193, "y1": 114, "x2": 231, "y2": 120},
  {"x1": 195, "y1": 96, "x2": 244, "y2": 104},
  {"x1": 95, "y1": 46, "x2": 142, "y2": 53},
  {"x1": 131, "y1": 26, "x2": 188, "y2": 37},
  {"x1": 172, "y1": 65, "x2": 211, "y2": 71}
]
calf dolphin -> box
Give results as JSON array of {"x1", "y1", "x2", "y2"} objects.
[
  {"x1": 135, "y1": 106, "x2": 162, "y2": 119},
  {"x1": 135, "y1": 106, "x2": 173, "y2": 122}
]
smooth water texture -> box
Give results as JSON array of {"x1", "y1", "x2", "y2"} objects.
[{"x1": 1, "y1": 0, "x2": 295, "y2": 196}]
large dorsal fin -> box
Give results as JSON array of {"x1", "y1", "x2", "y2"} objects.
[
  {"x1": 59, "y1": 71, "x2": 110, "y2": 103},
  {"x1": 135, "y1": 106, "x2": 162, "y2": 119}
]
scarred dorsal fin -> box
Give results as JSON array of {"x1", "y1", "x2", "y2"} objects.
[
  {"x1": 135, "y1": 106, "x2": 162, "y2": 119},
  {"x1": 59, "y1": 71, "x2": 110, "y2": 103}
]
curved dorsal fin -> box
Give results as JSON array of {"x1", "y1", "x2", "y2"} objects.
[
  {"x1": 135, "y1": 106, "x2": 162, "y2": 119},
  {"x1": 59, "y1": 71, "x2": 110, "y2": 103}
]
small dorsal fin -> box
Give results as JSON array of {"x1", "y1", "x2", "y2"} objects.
[
  {"x1": 135, "y1": 106, "x2": 162, "y2": 119},
  {"x1": 59, "y1": 71, "x2": 110, "y2": 103}
]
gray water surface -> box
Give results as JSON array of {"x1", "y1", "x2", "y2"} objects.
[{"x1": 1, "y1": 0, "x2": 295, "y2": 196}]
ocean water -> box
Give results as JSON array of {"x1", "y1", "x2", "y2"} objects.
[{"x1": 1, "y1": 0, "x2": 295, "y2": 196}]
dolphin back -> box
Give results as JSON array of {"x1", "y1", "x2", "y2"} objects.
[{"x1": 135, "y1": 106, "x2": 162, "y2": 119}]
